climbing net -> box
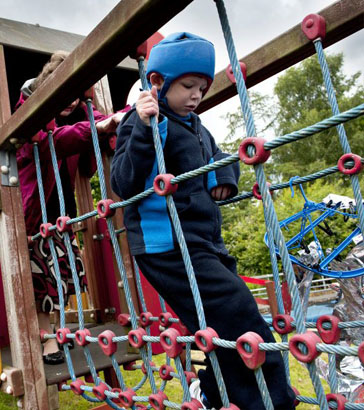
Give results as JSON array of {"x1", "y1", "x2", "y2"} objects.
[{"x1": 30, "y1": 1, "x2": 364, "y2": 409}]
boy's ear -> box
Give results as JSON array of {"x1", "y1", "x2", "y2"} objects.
[{"x1": 149, "y1": 73, "x2": 164, "y2": 90}]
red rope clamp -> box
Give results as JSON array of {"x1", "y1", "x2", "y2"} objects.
[
  {"x1": 272, "y1": 314, "x2": 294, "y2": 335},
  {"x1": 98, "y1": 330, "x2": 117, "y2": 356},
  {"x1": 141, "y1": 361, "x2": 155, "y2": 375},
  {"x1": 119, "y1": 388, "x2": 136, "y2": 408},
  {"x1": 70, "y1": 378, "x2": 85, "y2": 395},
  {"x1": 84, "y1": 87, "x2": 94, "y2": 101},
  {"x1": 316, "y1": 315, "x2": 341, "y2": 344},
  {"x1": 159, "y1": 364, "x2": 174, "y2": 381},
  {"x1": 289, "y1": 332, "x2": 322, "y2": 363},
  {"x1": 291, "y1": 386, "x2": 301, "y2": 407},
  {"x1": 39, "y1": 329, "x2": 48, "y2": 343},
  {"x1": 123, "y1": 361, "x2": 136, "y2": 371},
  {"x1": 56, "y1": 328, "x2": 71, "y2": 345},
  {"x1": 184, "y1": 371, "x2": 196, "y2": 386},
  {"x1": 225, "y1": 61, "x2": 247, "y2": 84},
  {"x1": 118, "y1": 313, "x2": 131, "y2": 326},
  {"x1": 337, "y1": 153, "x2": 363, "y2": 175},
  {"x1": 75, "y1": 328, "x2": 91, "y2": 346},
  {"x1": 149, "y1": 391, "x2": 168, "y2": 410},
  {"x1": 181, "y1": 399, "x2": 203, "y2": 410},
  {"x1": 326, "y1": 393, "x2": 347, "y2": 410},
  {"x1": 159, "y1": 312, "x2": 173, "y2": 328},
  {"x1": 44, "y1": 119, "x2": 56, "y2": 132},
  {"x1": 160, "y1": 328, "x2": 183, "y2": 358},
  {"x1": 252, "y1": 182, "x2": 272, "y2": 200},
  {"x1": 110, "y1": 387, "x2": 122, "y2": 404},
  {"x1": 40, "y1": 223, "x2": 54, "y2": 239},
  {"x1": 97, "y1": 199, "x2": 116, "y2": 218},
  {"x1": 301, "y1": 14, "x2": 326, "y2": 41},
  {"x1": 195, "y1": 327, "x2": 219, "y2": 353},
  {"x1": 93, "y1": 382, "x2": 109, "y2": 400},
  {"x1": 56, "y1": 216, "x2": 72, "y2": 233},
  {"x1": 358, "y1": 341, "x2": 364, "y2": 366},
  {"x1": 239, "y1": 137, "x2": 271, "y2": 165},
  {"x1": 128, "y1": 327, "x2": 147, "y2": 349},
  {"x1": 153, "y1": 174, "x2": 178, "y2": 196},
  {"x1": 236, "y1": 331, "x2": 265, "y2": 370},
  {"x1": 129, "y1": 41, "x2": 148, "y2": 60},
  {"x1": 140, "y1": 311, "x2": 153, "y2": 328}
]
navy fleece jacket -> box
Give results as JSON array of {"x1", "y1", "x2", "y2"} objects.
[{"x1": 111, "y1": 106, "x2": 240, "y2": 256}]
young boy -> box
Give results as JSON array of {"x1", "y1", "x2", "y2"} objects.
[{"x1": 111, "y1": 32, "x2": 295, "y2": 410}]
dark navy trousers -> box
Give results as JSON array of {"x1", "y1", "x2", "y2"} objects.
[{"x1": 136, "y1": 248, "x2": 295, "y2": 410}]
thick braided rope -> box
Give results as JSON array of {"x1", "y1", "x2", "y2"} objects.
[{"x1": 214, "y1": 0, "x2": 330, "y2": 408}]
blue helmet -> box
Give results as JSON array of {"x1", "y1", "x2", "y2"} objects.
[{"x1": 146, "y1": 32, "x2": 215, "y2": 99}]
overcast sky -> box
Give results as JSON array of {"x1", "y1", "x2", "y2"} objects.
[{"x1": 1, "y1": 0, "x2": 363, "y2": 142}]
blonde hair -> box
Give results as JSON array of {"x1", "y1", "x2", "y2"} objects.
[{"x1": 32, "y1": 50, "x2": 70, "y2": 91}]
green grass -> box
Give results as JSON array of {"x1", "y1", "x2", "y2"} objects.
[{"x1": 0, "y1": 347, "x2": 332, "y2": 409}]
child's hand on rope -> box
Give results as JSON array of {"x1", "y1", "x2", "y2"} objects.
[
  {"x1": 211, "y1": 185, "x2": 232, "y2": 200},
  {"x1": 136, "y1": 86, "x2": 159, "y2": 126},
  {"x1": 96, "y1": 112, "x2": 125, "y2": 134}
]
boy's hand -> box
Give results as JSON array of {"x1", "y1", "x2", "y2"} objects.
[
  {"x1": 136, "y1": 86, "x2": 159, "y2": 126},
  {"x1": 96, "y1": 112, "x2": 125, "y2": 134},
  {"x1": 211, "y1": 185, "x2": 232, "y2": 201}
]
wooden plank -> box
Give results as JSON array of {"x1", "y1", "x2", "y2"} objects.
[
  {"x1": 197, "y1": 0, "x2": 364, "y2": 113},
  {"x1": 0, "y1": 365, "x2": 24, "y2": 397},
  {"x1": 0, "y1": 0, "x2": 194, "y2": 148},
  {"x1": 0, "y1": 45, "x2": 49, "y2": 410}
]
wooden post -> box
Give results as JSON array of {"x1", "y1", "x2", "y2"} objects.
[{"x1": 0, "y1": 46, "x2": 49, "y2": 410}]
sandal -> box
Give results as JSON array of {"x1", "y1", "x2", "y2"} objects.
[{"x1": 43, "y1": 350, "x2": 64, "y2": 365}]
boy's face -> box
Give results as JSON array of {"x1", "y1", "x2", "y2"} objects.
[{"x1": 165, "y1": 75, "x2": 208, "y2": 116}]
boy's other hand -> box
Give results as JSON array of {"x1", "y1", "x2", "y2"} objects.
[
  {"x1": 136, "y1": 86, "x2": 159, "y2": 126},
  {"x1": 96, "y1": 112, "x2": 125, "y2": 134},
  {"x1": 211, "y1": 185, "x2": 232, "y2": 201}
]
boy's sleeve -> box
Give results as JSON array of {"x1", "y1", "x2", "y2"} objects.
[
  {"x1": 206, "y1": 131, "x2": 240, "y2": 199},
  {"x1": 111, "y1": 112, "x2": 167, "y2": 199}
]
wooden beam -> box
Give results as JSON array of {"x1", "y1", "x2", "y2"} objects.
[
  {"x1": 0, "y1": 46, "x2": 49, "y2": 410},
  {"x1": 197, "y1": 0, "x2": 364, "y2": 113},
  {"x1": 0, "y1": 0, "x2": 193, "y2": 148}
]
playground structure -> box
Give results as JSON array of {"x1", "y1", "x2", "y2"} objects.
[{"x1": 0, "y1": 0, "x2": 363, "y2": 409}]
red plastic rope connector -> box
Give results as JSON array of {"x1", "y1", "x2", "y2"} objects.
[
  {"x1": 181, "y1": 399, "x2": 203, "y2": 410},
  {"x1": 236, "y1": 331, "x2": 265, "y2": 370},
  {"x1": 316, "y1": 315, "x2": 341, "y2": 344},
  {"x1": 184, "y1": 371, "x2": 196, "y2": 386},
  {"x1": 153, "y1": 174, "x2": 178, "y2": 196},
  {"x1": 56, "y1": 216, "x2": 72, "y2": 233},
  {"x1": 129, "y1": 41, "x2": 148, "y2": 60},
  {"x1": 160, "y1": 328, "x2": 183, "y2": 358},
  {"x1": 195, "y1": 327, "x2": 219, "y2": 353},
  {"x1": 98, "y1": 330, "x2": 117, "y2": 356},
  {"x1": 326, "y1": 393, "x2": 347, "y2": 410},
  {"x1": 93, "y1": 382, "x2": 108, "y2": 400},
  {"x1": 159, "y1": 312, "x2": 173, "y2": 328},
  {"x1": 119, "y1": 388, "x2": 136, "y2": 408},
  {"x1": 301, "y1": 14, "x2": 326, "y2": 41},
  {"x1": 128, "y1": 327, "x2": 147, "y2": 349},
  {"x1": 110, "y1": 387, "x2": 122, "y2": 404},
  {"x1": 141, "y1": 361, "x2": 155, "y2": 375},
  {"x1": 118, "y1": 313, "x2": 131, "y2": 326},
  {"x1": 337, "y1": 153, "x2": 363, "y2": 175},
  {"x1": 358, "y1": 341, "x2": 364, "y2": 366},
  {"x1": 159, "y1": 364, "x2": 175, "y2": 381},
  {"x1": 140, "y1": 311, "x2": 153, "y2": 328},
  {"x1": 289, "y1": 332, "x2": 322, "y2": 363},
  {"x1": 75, "y1": 328, "x2": 91, "y2": 346},
  {"x1": 97, "y1": 199, "x2": 116, "y2": 218},
  {"x1": 70, "y1": 378, "x2": 85, "y2": 395},
  {"x1": 44, "y1": 119, "x2": 56, "y2": 132},
  {"x1": 40, "y1": 223, "x2": 54, "y2": 238},
  {"x1": 123, "y1": 361, "x2": 136, "y2": 371},
  {"x1": 239, "y1": 137, "x2": 271, "y2": 165},
  {"x1": 226, "y1": 61, "x2": 247, "y2": 84},
  {"x1": 272, "y1": 314, "x2": 294, "y2": 335},
  {"x1": 252, "y1": 182, "x2": 272, "y2": 200},
  {"x1": 149, "y1": 391, "x2": 168, "y2": 410},
  {"x1": 56, "y1": 328, "x2": 71, "y2": 345}
]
